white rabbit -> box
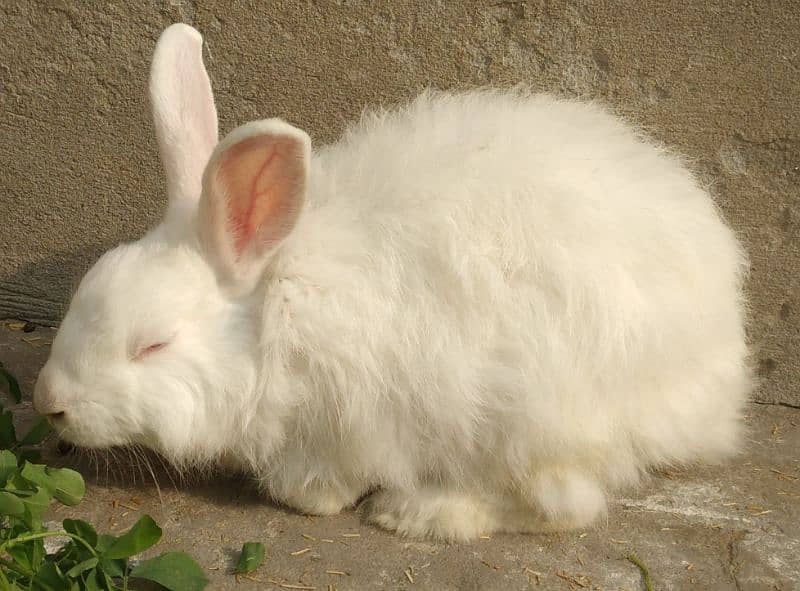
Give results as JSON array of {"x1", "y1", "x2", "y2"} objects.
[{"x1": 34, "y1": 23, "x2": 750, "y2": 540}]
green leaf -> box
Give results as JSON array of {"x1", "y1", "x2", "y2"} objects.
[
  {"x1": 33, "y1": 561, "x2": 69, "y2": 591},
  {"x1": 0, "y1": 409, "x2": 18, "y2": 448},
  {"x1": 6, "y1": 488, "x2": 36, "y2": 497},
  {"x1": 7, "y1": 541, "x2": 34, "y2": 571},
  {"x1": 234, "y1": 541, "x2": 265, "y2": 574},
  {"x1": 63, "y1": 519, "x2": 98, "y2": 548},
  {"x1": 20, "y1": 486, "x2": 52, "y2": 529},
  {"x1": 19, "y1": 462, "x2": 52, "y2": 488},
  {"x1": 0, "y1": 490, "x2": 25, "y2": 515},
  {"x1": 130, "y1": 552, "x2": 208, "y2": 591},
  {"x1": 103, "y1": 515, "x2": 162, "y2": 559},
  {"x1": 95, "y1": 535, "x2": 116, "y2": 554},
  {"x1": 20, "y1": 418, "x2": 53, "y2": 446},
  {"x1": 0, "y1": 364, "x2": 22, "y2": 403},
  {"x1": 0, "y1": 448, "x2": 18, "y2": 483},
  {"x1": 82, "y1": 569, "x2": 103, "y2": 591},
  {"x1": 48, "y1": 467, "x2": 84, "y2": 506},
  {"x1": 64, "y1": 557, "x2": 99, "y2": 578},
  {"x1": 98, "y1": 557, "x2": 125, "y2": 579},
  {"x1": 83, "y1": 569, "x2": 103, "y2": 591},
  {"x1": 20, "y1": 463, "x2": 85, "y2": 506}
]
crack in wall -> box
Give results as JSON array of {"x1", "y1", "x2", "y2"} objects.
[
  {"x1": 751, "y1": 400, "x2": 800, "y2": 411},
  {"x1": 727, "y1": 531, "x2": 746, "y2": 591}
]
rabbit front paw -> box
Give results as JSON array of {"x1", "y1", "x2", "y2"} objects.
[
  {"x1": 364, "y1": 487, "x2": 497, "y2": 541},
  {"x1": 267, "y1": 481, "x2": 358, "y2": 516}
]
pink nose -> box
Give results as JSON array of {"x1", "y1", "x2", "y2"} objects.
[{"x1": 33, "y1": 372, "x2": 67, "y2": 419}]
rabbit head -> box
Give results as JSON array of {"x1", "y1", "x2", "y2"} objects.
[{"x1": 33, "y1": 24, "x2": 310, "y2": 465}]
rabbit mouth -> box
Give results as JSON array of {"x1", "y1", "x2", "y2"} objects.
[
  {"x1": 49, "y1": 403, "x2": 133, "y2": 450},
  {"x1": 55, "y1": 426, "x2": 129, "y2": 450}
]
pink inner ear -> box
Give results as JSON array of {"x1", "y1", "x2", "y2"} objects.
[{"x1": 219, "y1": 136, "x2": 302, "y2": 258}]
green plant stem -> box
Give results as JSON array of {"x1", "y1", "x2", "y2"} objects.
[
  {"x1": 1, "y1": 530, "x2": 98, "y2": 558},
  {"x1": 626, "y1": 554, "x2": 654, "y2": 591},
  {"x1": 0, "y1": 565, "x2": 10, "y2": 591}
]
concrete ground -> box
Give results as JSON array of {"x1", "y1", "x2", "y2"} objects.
[{"x1": 2, "y1": 321, "x2": 798, "y2": 590}]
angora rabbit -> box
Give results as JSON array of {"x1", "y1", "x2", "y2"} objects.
[{"x1": 34, "y1": 23, "x2": 750, "y2": 540}]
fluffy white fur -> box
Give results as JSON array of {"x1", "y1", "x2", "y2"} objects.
[{"x1": 34, "y1": 24, "x2": 751, "y2": 541}]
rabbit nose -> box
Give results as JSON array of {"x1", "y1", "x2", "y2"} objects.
[{"x1": 33, "y1": 372, "x2": 67, "y2": 420}]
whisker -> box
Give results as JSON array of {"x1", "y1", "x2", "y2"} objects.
[
  {"x1": 114, "y1": 448, "x2": 128, "y2": 486},
  {"x1": 108, "y1": 448, "x2": 123, "y2": 486},
  {"x1": 128, "y1": 447, "x2": 145, "y2": 487},
  {"x1": 128, "y1": 447, "x2": 140, "y2": 487},
  {"x1": 121, "y1": 448, "x2": 132, "y2": 485},
  {"x1": 136, "y1": 445, "x2": 165, "y2": 511},
  {"x1": 131, "y1": 446, "x2": 147, "y2": 490},
  {"x1": 151, "y1": 448, "x2": 183, "y2": 491},
  {"x1": 104, "y1": 449, "x2": 110, "y2": 487},
  {"x1": 92, "y1": 449, "x2": 100, "y2": 484},
  {"x1": 82, "y1": 448, "x2": 95, "y2": 483}
]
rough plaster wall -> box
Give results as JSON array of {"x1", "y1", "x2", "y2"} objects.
[{"x1": 0, "y1": 1, "x2": 797, "y2": 405}]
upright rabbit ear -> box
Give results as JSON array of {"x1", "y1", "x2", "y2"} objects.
[
  {"x1": 150, "y1": 24, "x2": 218, "y2": 207},
  {"x1": 198, "y1": 119, "x2": 310, "y2": 292}
]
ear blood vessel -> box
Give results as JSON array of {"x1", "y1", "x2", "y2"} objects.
[{"x1": 35, "y1": 23, "x2": 750, "y2": 541}]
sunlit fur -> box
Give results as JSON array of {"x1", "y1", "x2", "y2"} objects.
[{"x1": 36, "y1": 27, "x2": 750, "y2": 541}]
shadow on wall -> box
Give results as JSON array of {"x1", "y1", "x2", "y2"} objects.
[{"x1": 0, "y1": 243, "x2": 117, "y2": 325}]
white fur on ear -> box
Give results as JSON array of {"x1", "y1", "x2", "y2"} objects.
[
  {"x1": 150, "y1": 23, "x2": 218, "y2": 206},
  {"x1": 198, "y1": 119, "x2": 311, "y2": 292}
]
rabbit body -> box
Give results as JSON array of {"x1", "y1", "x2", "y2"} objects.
[
  {"x1": 35, "y1": 25, "x2": 750, "y2": 540},
  {"x1": 258, "y1": 91, "x2": 749, "y2": 537}
]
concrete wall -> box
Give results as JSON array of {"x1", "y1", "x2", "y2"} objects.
[{"x1": 0, "y1": 1, "x2": 797, "y2": 405}]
